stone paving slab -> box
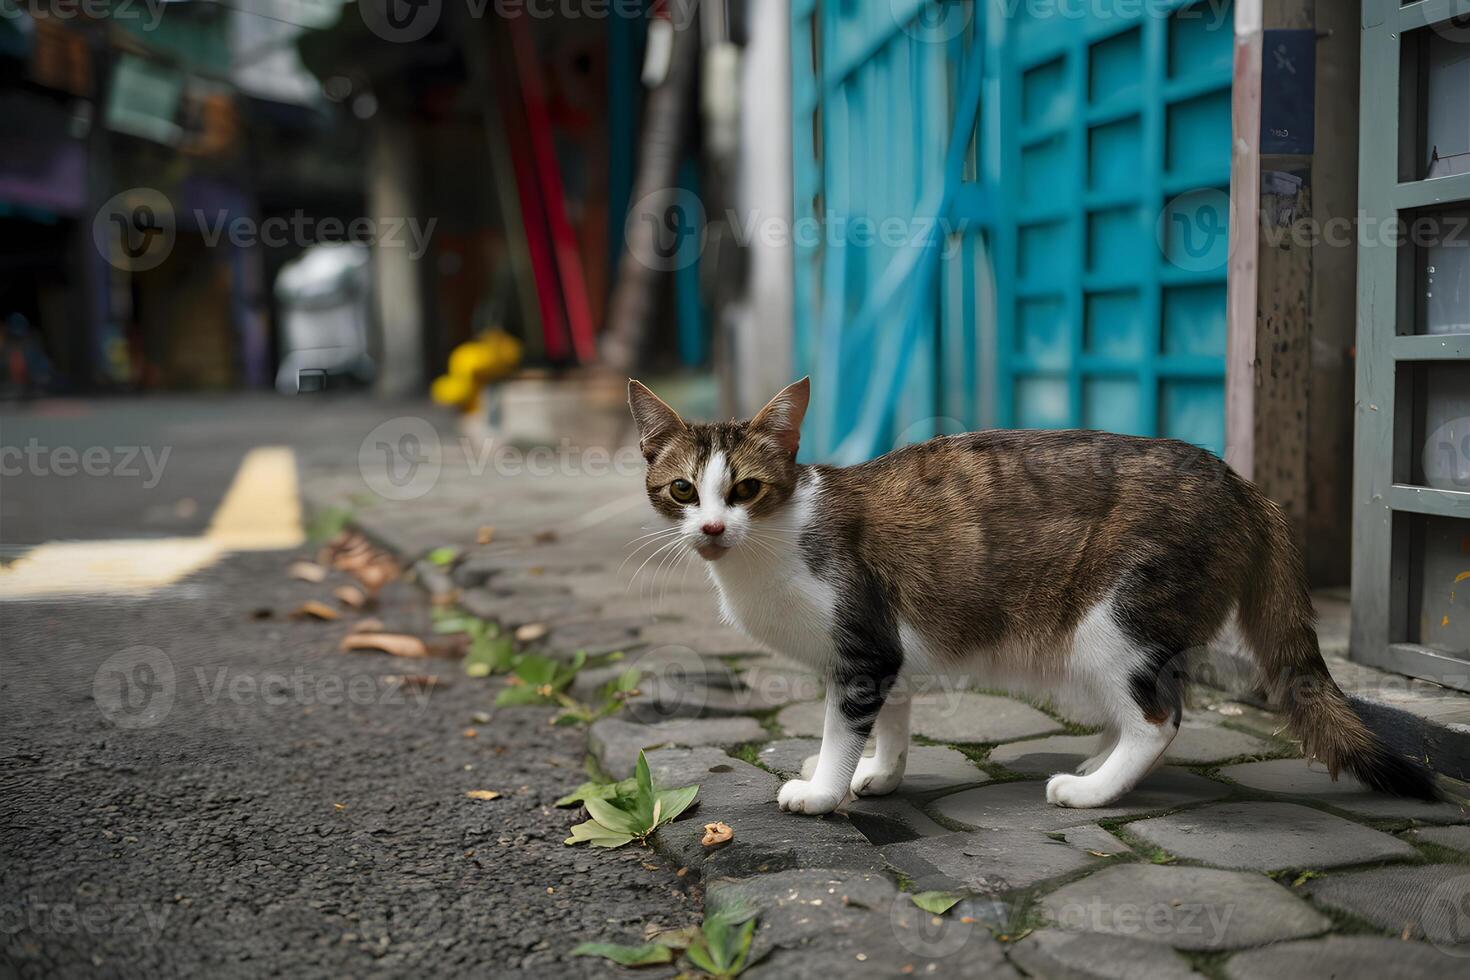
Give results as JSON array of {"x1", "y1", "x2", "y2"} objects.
[
  {"x1": 843, "y1": 797, "x2": 952, "y2": 842},
  {"x1": 1216, "y1": 759, "x2": 1470, "y2": 823},
  {"x1": 644, "y1": 746, "x2": 779, "y2": 808},
  {"x1": 1040, "y1": 864, "x2": 1331, "y2": 951},
  {"x1": 705, "y1": 869, "x2": 1021, "y2": 979},
  {"x1": 883, "y1": 829, "x2": 1103, "y2": 893},
  {"x1": 1127, "y1": 801, "x2": 1419, "y2": 871},
  {"x1": 655, "y1": 804, "x2": 883, "y2": 880},
  {"x1": 776, "y1": 692, "x2": 1062, "y2": 744},
  {"x1": 1304, "y1": 864, "x2": 1470, "y2": 947},
  {"x1": 589, "y1": 717, "x2": 768, "y2": 779},
  {"x1": 988, "y1": 722, "x2": 1279, "y2": 775},
  {"x1": 643, "y1": 748, "x2": 881, "y2": 879},
  {"x1": 1007, "y1": 929, "x2": 1204, "y2": 979},
  {"x1": 459, "y1": 588, "x2": 586, "y2": 627},
  {"x1": 738, "y1": 663, "x2": 824, "y2": 708},
  {"x1": 637, "y1": 620, "x2": 771, "y2": 656},
  {"x1": 623, "y1": 680, "x2": 787, "y2": 722},
  {"x1": 1054, "y1": 824, "x2": 1133, "y2": 856},
  {"x1": 934, "y1": 768, "x2": 1231, "y2": 832},
  {"x1": 1221, "y1": 934, "x2": 1467, "y2": 980},
  {"x1": 1410, "y1": 824, "x2": 1470, "y2": 853},
  {"x1": 757, "y1": 739, "x2": 990, "y2": 795}
]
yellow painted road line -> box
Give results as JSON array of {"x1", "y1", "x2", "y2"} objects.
[
  {"x1": 0, "y1": 446, "x2": 303, "y2": 599},
  {"x1": 206, "y1": 447, "x2": 304, "y2": 551}
]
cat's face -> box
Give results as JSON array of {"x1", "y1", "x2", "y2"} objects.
[{"x1": 628, "y1": 379, "x2": 809, "y2": 562}]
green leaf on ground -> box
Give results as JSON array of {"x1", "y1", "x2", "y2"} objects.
[
  {"x1": 568, "y1": 941, "x2": 673, "y2": 967},
  {"x1": 426, "y1": 546, "x2": 458, "y2": 566},
  {"x1": 686, "y1": 905, "x2": 758, "y2": 978},
  {"x1": 564, "y1": 751, "x2": 698, "y2": 849},
  {"x1": 465, "y1": 630, "x2": 516, "y2": 677},
  {"x1": 564, "y1": 820, "x2": 635, "y2": 848},
  {"x1": 305, "y1": 506, "x2": 352, "y2": 544},
  {"x1": 554, "y1": 777, "x2": 637, "y2": 807},
  {"x1": 654, "y1": 785, "x2": 699, "y2": 827},
  {"x1": 584, "y1": 798, "x2": 643, "y2": 836},
  {"x1": 910, "y1": 891, "x2": 966, "y2": 915}
]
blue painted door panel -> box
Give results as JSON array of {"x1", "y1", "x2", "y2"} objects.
[{"x1": 792, "y1": 0, "x2": 1234, "y2": 462}]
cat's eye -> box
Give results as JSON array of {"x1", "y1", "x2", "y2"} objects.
[
  {"x1": 669, "y1": 479, "x2": 697, "y2": 504},
  {"x1": 731, "y1": 478, "x2": 761, "y2": 503}
]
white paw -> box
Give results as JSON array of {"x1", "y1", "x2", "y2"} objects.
[
  {"x1": 1045, "y1": 773, "x2": 1120, "y2": 808},
  {"x1": 777, "y1": 779, "x2": 845, "y2": 815},
  {"x1": 851, "y1": 754, "x2": 905, "y2": 797},
  {"x1": 1075, "y1": 752, "x2": 1109, "y2": 776}
]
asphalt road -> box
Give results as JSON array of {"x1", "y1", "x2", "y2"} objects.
[{"x1": 0, "y1": 397, "x2": 699, "y2": 977}]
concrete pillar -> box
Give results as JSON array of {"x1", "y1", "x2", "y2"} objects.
[
  {"x1": 368, "y1": 113, "x2": 425, "y2": 396},
  {"x1": 729, "y1": 0, "x2": 795, "y2": 414}
]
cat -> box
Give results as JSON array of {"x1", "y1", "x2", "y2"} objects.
[{"x1": 628, "y1": 377, "x2": 1440, "y2": 814}]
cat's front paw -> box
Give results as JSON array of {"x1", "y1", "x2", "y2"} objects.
[
  {"x1": 850, "y1": 755, "x2": 905, "y2": 797},
  {"x1": 1045, "y1": 773, "x2": 1118, "y2": 808},
  {"x1": 777, "y1": 779, "x2": 844, "y2": 815}
]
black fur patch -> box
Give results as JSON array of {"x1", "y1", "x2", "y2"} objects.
[{"x1": 829, "y1": 565, "x2": 904, "y2": 733}]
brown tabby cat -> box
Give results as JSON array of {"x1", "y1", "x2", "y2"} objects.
[{"x1": 629, "y1": 378, "x2": 1439, "y2": 814}]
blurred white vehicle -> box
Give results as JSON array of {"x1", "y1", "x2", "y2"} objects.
[{"x1": 274, "y1": 242, "x2": 376, "y2": 393}]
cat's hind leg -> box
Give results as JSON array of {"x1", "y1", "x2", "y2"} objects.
[
  {"x1": 1045, "y1": 598, "x2": 1184, "y2": 808},
  {"x1": 1046, "y1": 714, "x2": 1177, "y2": 807},
  {"x1": 851, "y1": 694, "x2": 910, "y2": 797},
  {"x1": 1075, "y1": 727, "x2": 1118, "y2": 776}
]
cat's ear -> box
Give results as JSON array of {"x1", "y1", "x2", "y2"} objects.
[
  {"x1": 628, "y1": 379, "x2": 687, "y2": 461},
  {"x1": 750, "y1": 377, "x2": 810, "y2": 456}
]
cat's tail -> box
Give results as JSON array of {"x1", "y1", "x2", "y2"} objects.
[{"x1": 1236, "y1": 500, "x2": 1440, "y2": 801}]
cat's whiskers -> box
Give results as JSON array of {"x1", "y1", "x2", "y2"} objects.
[
  {"x1": 627, "y1": 537, "x2": 685, "y2": 597},
  {"x1": 617, "y1": 529, "x2": 683, "y2": 575}
]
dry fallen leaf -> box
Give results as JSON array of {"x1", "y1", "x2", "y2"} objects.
[
  {"x1": 291, "y1": 600, "x2": 340, "y2": 621},
  {"x1": 350, "y1": 617, "x2": 387, "y2": 633},
  {"x1": 465, "y1": 790, "x2": 501, "y2": 801},
  {"x1": 289, "y1": 560, "x2": 327, "y2": 583},
  {"x1": 339, "y1": 633, "x2": 428, "y2": 658},
  {"x1": 462, "y1": 728, "x2": 478, "y2": 738},
  {"x1": 353, "y1": 563, "x2": 394, "y2": 596},
  {"x1": 476, "y1": 525, "x2": 495, "y2": 546},
  {"x1": 515, "y1": 623, "x2": 548, "y2": 643},
  {"x1": 333, "y1": 585, "x2": 367, "y2": 609},
  {"x1": 701, "y1": 822, "x2": 734, "y2": 847}
]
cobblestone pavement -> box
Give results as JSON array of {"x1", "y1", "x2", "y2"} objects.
[{"x1": 302, "y1": 402, "x2": 1470, "y2": 979}]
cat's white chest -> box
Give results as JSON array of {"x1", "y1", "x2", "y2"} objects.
[{"x1": 707, "y1": 552, "x2": 836, "y2": 669}]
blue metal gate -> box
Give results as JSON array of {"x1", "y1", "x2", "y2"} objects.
[{"x1": 792, "y1": 0, "x2": 1234, "y2": 463}]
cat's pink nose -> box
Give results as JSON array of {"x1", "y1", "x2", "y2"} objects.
[{"x1": 701, "y1": 522, "x2": 726, "y2": 537}]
